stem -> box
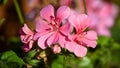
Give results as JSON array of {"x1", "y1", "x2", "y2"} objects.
[
  {"x1": 83, "y1": 0, "x2": 87, "y2": 14},
  {"x1": 13, "y1": 0, "x2": 24, "y2": 25},
  {"x1": 63, "y1": 55, "x2": 66, "y2": 68},
  {"x1": 63, "y1": 49, "x2": 67, "y2": 68}
]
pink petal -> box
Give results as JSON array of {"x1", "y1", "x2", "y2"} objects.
[
  {"x1": 20, "y1": 35, "x2": 26, "y2": 43},
  {"x1": 36, "y1": 18, "x2": 50, "y2": 32},
  {"x1": 37, "y1": 32, "x2": 54, "y2": 49},
  {"x1": 81, "y1": 38, "x2": 97, "y2": 48},
  {"x1": 60, "y1": 22, "x2": 72, "y2": 35},
  {"x1": 77, "y1": 14, "x2": 90, "y2": 31},
  {"x1": 75, "y1": 31, "x2": 97, "y2": 48},
  {"x1": 47, "y1": 32, "x2": 59, "y2": 46},
  {"x1": 29, "y1": 40, "x2": 34, "y2": 49},
  {"x1": 22, "y1": 44, "x2": 30, "y2": 52},
  {"x1": 58, "y1": 34, "x2": 66, "y2": 48},
  {"x1": 85, "y1": 31, "x2": 97, "y2": 40},
  {"x1": 22, "y1": 24, "x2": 34, "y2": 35},
  {"x1": 100, "y1": 18, "x2": 114, "y2": 27},
  {"x1": 97, "y1": 26, "x2": 110, "y2": 37},
  {"x1": 74, "y1": 45, "x2": 87, "y2": 57},
  {"x1": 68, "y1": 14, "x2": 78, "y2": 27},
  {"x1": 33, "y1": 31, "x2": 50, "y2": 40},
  {"x1": 65, "y1": 41, "x2": 76, "y2": 52},
  {"x1": 56, "y1": 6, "x2": 70, "y2": 22},
  {"x1": 22, "y1": 40, "x2": 34, "y2": 52},
  {"x1": 40, "y1": 4, "x2": 54, "y2": 22},
  {"x1": 99, "y1": 3, "x2": 118, "y2": 18},
  {"x1": 69, "y1": 14, "x2": 90, "y2": 32}
]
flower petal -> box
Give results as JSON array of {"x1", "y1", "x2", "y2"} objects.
[
  {"x1": 37, "y1": 32, "x2": 54, "y2": 49},
  {"x1": 20, "y1": 35, "x2": 26, "y2": 43},
  {"x1": 40, "y1": 4, "x2": 54, "y2": 22},
  {"x1": 58, "y1": 34, "x2": 66, "y2": 48},
  {"x1": 22, "y1": 44, "x2": 30, "y2": 52},
  {"x1": 22, "y1": 40, "x2": 34, "y2": 52},
  {"x1": 65, "y1": 41, "x2": 76, "y2": 52},
  {"x1": 81, "y1": 38, "x2": 97, "y2": 48},
  {"x1": 97, "y1": 26, "x2": 110, "y2": 37},
  {"x1": 74, "y1": 45, "x2": 87, "y2": 57},
  {"x1": 33, "y1": 31, "x2": 50, "y2": 40},
  {"x1": 69, "y1": 14, "x2": 90, "y2": 32},
  {"x1": 36, "y1": 18, "x2": 50, "y2": 32},
  {"x1": 85, "y1": 31, "x2": 97, "y2": 40},
  {"x1": 22, "y1": 24, "x2": 34, "y2": 35},
  {"x1": 56, "y1": 6, "x2": 70, "y2": 22},
  {"x1": 47, "y1": 32, "x2": 59, "y2": 46},
  {"x1": 60, "y1": 22, "x2": 72, "y2": 35},
  {"x1": 29, "y1": 40, "x2": 34, "y2": 49}
]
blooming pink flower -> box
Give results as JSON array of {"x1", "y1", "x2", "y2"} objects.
[
  {"x1": 78, "y1": 0, "x2": 118, "y2": 36},
  {"x1": 34, "y1": 4, "x2": 71, "y2": 50},
  {"x1": 52, "y1": 45, "x2": 61, "y2": 54},
  {"x1": 65, "y1": 14, "x2": 97, "y2": 57},
  {"x1": 20, "y1": 24, "x2": 34, "y2": 52}
]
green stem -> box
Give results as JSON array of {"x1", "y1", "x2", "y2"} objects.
[
  {"x1": 63, "y1": 49, "x2": 67, "y2": 68},
  {"x1": 83, "y1": 0, "x2": 87, "y2": 14},
  {"x1": 13, "y1": 0, "x2": 24, "y2": 25}
]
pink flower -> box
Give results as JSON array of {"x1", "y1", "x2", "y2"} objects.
[
  {"x1": 90, "y1": 2, "x2": 118, "y2": 36},
  {"x1": 78, "y1": 0, "x2": 118, "y2": 36},
  {"x1": 52, "y1": 45, "x2": 61, "y2": 54},
  {"x1": 65, "y1": 14, "x2": 97, "y2": 57},
  {"x1": 34, "y1": 4, "x2": 71, "y2": 49},
  {"x1": 20, "y1": 24, "x2": 34, "y2": 52}
]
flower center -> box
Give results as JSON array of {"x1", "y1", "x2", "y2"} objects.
[
  {"x1": 74, "y1": 32, "x2": 87, "y2": 46},
  {"x1": 49, "y1": 16, "x2": 61, "y2": 31}
]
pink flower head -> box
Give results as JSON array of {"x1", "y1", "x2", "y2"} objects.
[
  {"x1": 52, "y1": 44, "x2": 61, "y2": 54},
  {"x1": 20, "y1": 24, "x2": 34, "y2": 52},
  {"x1": 34, "y1": 4, "x2": 71, "y2": 49},
  {"x1": 65, "y1": 14, "x2": 97, "y2": 57},
  {"x1": 78, "y1": 0, "x2": 118, "y2": 36}
]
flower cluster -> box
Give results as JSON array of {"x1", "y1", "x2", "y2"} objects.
[
  {"x1": 20, "y1": 4, "x2": 97, "y2": 57},
  {"x1": 79, "y1": 0, "x2": 118, "y2": 36},
  {"x1": 60, "y1": 0, "x2": 118, "y2": 36}
]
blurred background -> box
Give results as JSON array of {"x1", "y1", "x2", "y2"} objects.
[{"x1": 0, "y1": 0, "x2": 120, "y2": 68}]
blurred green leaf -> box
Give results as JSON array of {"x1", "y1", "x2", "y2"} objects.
[
  {"x1": 51, "y1": 55, "x2": 64, "y2": 68},
  {"x1": 78, "y1": 57, "x2": 93, "y2": 68},
  {"x1": 51, "y1": 54, "x2": 93, "y2": 68},
  {"x1": 26, "y1": 50, "x2": 37, "y2": 59},
  {"x1": 1, "y1": 50, "x2": 25, "y2": 65},
  {"x1": 97, "y1": 36, "x2": 110, "y2": 46},
  {"x1": 28, "y1": 59, "x2": 39, "y2": 66},
  {"x1": 0, "y1": 62, "x2": 9, "y2": 68}
]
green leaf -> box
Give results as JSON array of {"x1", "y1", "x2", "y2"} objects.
[
  {"x1": 26, "y1": 50, "x2": 37, "y2": 58},
  {"x1": 97, "y1": 36, "x2": 110, "y2": 46},
  {"x1": 1, "y1": 50, "x2": 25, "y2": 65},
  {"x1": 28, "y1": 59, "x2": 39, "y2": 66},
  {"x1": 79, "y1": 57, "x2": 91, "y2": 66},
  {"x1": 51, "y1": 55, "x2": 64, "y2": 68},
  {"x1": 0, "y1": 63, "x2": 9, "y2": 68}
]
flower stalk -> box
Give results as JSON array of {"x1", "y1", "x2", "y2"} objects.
[{"x1": 13, "y1": 0, "x2": 24, "y2": 25}]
